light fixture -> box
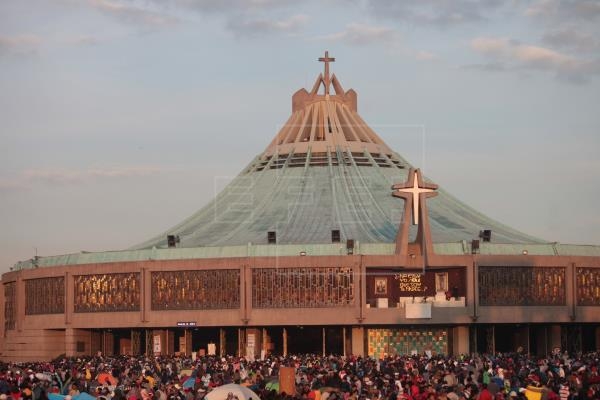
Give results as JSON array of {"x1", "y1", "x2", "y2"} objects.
[
  {"x1": 522, "y1": 250, "x2": 528, "y2": 255},
  {"x1": 300, "y1": 251, "x2": 306, "y2": 256},
  {"x1": 409, "y1": 253, "x2": 416, "y2": 259}
]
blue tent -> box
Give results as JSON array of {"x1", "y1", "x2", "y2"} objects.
[
  {"x1": 74, "y1": 393, "x2": 97, "y2": 400},
  {"x1": 183, "y1": 377, "x2": 196, "y2": 389}
]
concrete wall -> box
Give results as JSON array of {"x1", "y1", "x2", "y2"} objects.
[
  {"x1": 65, "y1": 328, "x2": 92, "y2": 357},
  {"x1": 2, "y1": 329, "x2": 65, "y2": 361}
]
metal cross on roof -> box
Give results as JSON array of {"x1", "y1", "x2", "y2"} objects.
[
  {"x1": 393, "y1": 169, "x2": 438, "y2": 225},
  {"x1": 318, "y1": 51, "x2": 335, "y2": 95}
]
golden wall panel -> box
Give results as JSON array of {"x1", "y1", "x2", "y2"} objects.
[
  {"x1": 74, "y1": 273, "x2": 140, "y2": 312},
  {"x1": 4, "y1": 282, "x2": 16, "y2": 331},
  {"x1": 252, "y1": 267, "x2": 354, "y2": 308},
  {"x1": 151, "y1": 270, "x2": 240, "y2": 310},
  {"x1": 576, "y1": 267, "x2": 600, "y2": 306},
  {"x1": 25, "y1": 277, "x2": 65, "y2": 315},
  {"x1": 478, "y1": 266, "x2": 565, "y2": 306}
]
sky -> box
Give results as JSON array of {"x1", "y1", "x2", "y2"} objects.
[{"x1": 1, "y1": 0, "x2": 599, "y2": 272}]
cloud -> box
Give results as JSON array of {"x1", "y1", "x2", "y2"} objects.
[
  {"x1": 163, "y1": 0, "x2": 298, "y2": 14},
  {"x1": 470, "y1": 36, "x2": 600, "y2": 82},
  {"x1": 366, "y1": 0, "x2": 505, "y2": 26},
  {"x1": 0, "y1": 179, "x2": 28, "y2": 193},
  {"x1": 0, "y1": 34, "x2": 42, "y2": 56},
  {"x1": 64, "y1": 35, "x2": 100, "y2": 47},
  {"x1": 226, "y1": 14, "x2": 309, "y2": 36},
  {"x1": 415, "y1": 50, "x2": 437, "y2": 61},
  {"x1": 542, "y1": 28, "x2": 600, "y2": 54},
  {"x1": 90, "y1": 0, "x2": 179, "y2": 29},
  {"x1": 461, "y1": 62, "x2": 507, "y2": 72},
  {"x1": 472, "y1": 37, "x2": 572, "y2": 64},
  {"x1": 88, "y1": 0, "x2": 306, "y2": 36},
  {"x1": 525, "y1": 0, "x2": 600, "y2": 22},
  {"x1": 317, "y1": 23, "x2": 396, "y2": 45},
  {"x1": 0, "y1": 166, "x2": 174, "y2": 191}
]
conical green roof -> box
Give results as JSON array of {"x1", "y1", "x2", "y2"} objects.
[{"x1": 133, "y1": 63, "x2": 544, "y2": 250}]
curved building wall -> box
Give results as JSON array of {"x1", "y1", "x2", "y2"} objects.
[{"x1": 1, "y1": 253, "x2": 599, "y2": 361}]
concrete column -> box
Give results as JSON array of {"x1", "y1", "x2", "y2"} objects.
[
  {"x1": 343, "y1": 327, "x2": 347, "y2": 357},
  {"x1": 65, "y1": 328, "x2": 76, "y2": 357},
  {"x1": 102, "y1": 331, "x2": 114, "y2": 356},
  {"x1": 184, "y1": 329, "x2": 192, "y2": 356},
  {"x1": 141, "y1": 267, "x2": 149, "y2": 322},
  {"x1": 322, "y1": 328, "x2": 326, "y2": 356},
  {"x1": 283, "y1": 328, "x2": 288, "y2": 357},
  {"x1": 220, "y1": 328, "x2": 226, "y2": 357},
  {"x1": 238, "y1": 328, "x2": 244, "y2": 357},
  {"x1": 453, "y1": 326, "x2": 469, "y2": 355},
  {"x1": 244, "y1": 263, "x2": 253, "y2": 325},
  {"x1": 468, "y1": 261, "x2": 477, "y2": 320},
  {"x1": 352, "y1": 327, "x2": 365, "y2": 357},
  {"x1": 240, "y1": 265, "x2": 248, "y2": 324},
  {"x1": 65, "y1": 272, "x2": 72, "y2": 326},
  {"x1": 0, "y1": 284, "x2": 4, "y2": 342},
  {"x1": 567, "y1": 262, "x2": 576, "y2": 320}
]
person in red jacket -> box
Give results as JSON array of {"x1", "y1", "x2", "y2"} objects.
[{"x1": 479, "y1": 384, "x2": 493, "y2": 400}]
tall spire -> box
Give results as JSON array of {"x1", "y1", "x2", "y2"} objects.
[{"x1": 318, "y1": 50, "x2": 335, "y2": 95}]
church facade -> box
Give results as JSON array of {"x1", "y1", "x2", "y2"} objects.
[{"x1": 2, "y1": 53, "x2": 599, "y2": 362}]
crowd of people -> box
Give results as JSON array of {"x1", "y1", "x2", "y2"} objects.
[{"x1": 0, "y1": 351, "x2": 599, "y2": 400}]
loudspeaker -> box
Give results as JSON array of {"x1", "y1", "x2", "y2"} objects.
[
  {"x1": 471, "y1": 239, "x2": 480, "y2": 254},
  {"x1": 479, "y1": 229, "x2": 492, "y2": 242},
  {"x1": 346, "y1": 239, "x2": 354, "y2": 255},
  {"x1": 331, "y1": 229, "x2": 341, "y2": 243},
  {"x1": 167, "y1": 235, "x2": 180, "y2": 248},
  {"x1": 267, "y1": 231, "x2": 277, "y2": 244}
]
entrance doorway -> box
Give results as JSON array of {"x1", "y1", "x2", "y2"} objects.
[
  {"x1": 286, "y1": 327, "x2": 324, "y2": 354},
  {"x1": 189, "y1": 327, "x2": 238, "y2": 356}
]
